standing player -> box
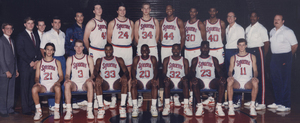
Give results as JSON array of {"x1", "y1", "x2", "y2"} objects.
[
  {"x1": 131, "y1": 44, "x2": 158, "y2": 117},
  {"x1": 227, "y1": 39, "x2": 259, "y2": 116},
  {"x1": 64, "y1": 40, "x2": 95, "y2": 120},
  {"x1": 94, "y1": 43, "x2": 129, "y2": 119},
  {"x1": 161, "y1": 44, "x2": 191, "y2": 116},
  {"x1": 160, "y1": 5, "x2": 185, "y2": 61},
  {"x1": 107, "y1": 2, "x2": 134, "y2": 106},
  {"x1": 134, "y1": 3, "x2": 160, "y2": 60},
  {"x1": 189, "y1": 41, "x2": 226, "y2": 117},
  {"x1": 32, "y1": 43, "x2": 63, "y2": 120}
]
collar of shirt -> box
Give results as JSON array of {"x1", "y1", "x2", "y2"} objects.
[
  {"x1": 250, "y1": 22, "x2": 260, "y2": 28},
  {"x1": 50, "y1": 28, "x2": 62, "y2": 35},
  {"x1": 272, "y1": 24, "x2": 285, "y2": 32},
  {"x1": 25, "y1": 29, "x2": 33, "y2": 36},
  {"x1": 3, "y1": 34, "x2": 10, "y2": 41},
  {"x1": 38, "y1": 30, "x2": 43, "y2": 35}
]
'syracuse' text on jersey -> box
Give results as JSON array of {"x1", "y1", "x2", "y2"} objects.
[
  {"x1": 206, "y1": 19, "x2": 223, "y2": 48},
  {"x1": 136, "y1": 56, "x2": 154, "y2": 80},
  {"x1": 71, "y1": 55, "x2": 90, "y2": 82},
  {"x1": 167, "y1": 56, "x2": 185, "y2": 78},
  {"x1": 161, "y1": 17, "x2": 181, "y2": 46},
  {"x1": 185, "y1": 19, "x2": 202, "y2": 48},
  {"x1": 138, "y1": 17, "x2": 157, "y2": 47},
  {"x1": 112, "y1": 18, "x2": 132, "y2": 45},
  {"x1": 40, "y1": 58, "x2": 59, "y2": 84},
  {"x1": 196, "y1": 56, "x2": 215, "y2": 80},
  {"x1": 233, "y1": 53, "x2": 253, "y2": 82},
  {"x1": 100, "y1": 56, "x2": 120, "y2": 80},
  {"x1": 90, "y1": 18, "x2": 107, "y2": 48}
]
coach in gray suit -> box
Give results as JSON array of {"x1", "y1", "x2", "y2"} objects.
[{"x1": 0, "y1": 23, "x2": 19, "y2": 117}]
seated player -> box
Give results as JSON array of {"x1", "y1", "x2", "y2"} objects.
[
  {"x1": 94, "y1": 43, "x2": 129, "y2": 119},
  {"x1": 227, "y1": 38, "x2": 259, "y2": 116},
  {"x1": 32, "y1": 43, "x2": 63, "y2": 120},
  {"x1": 190, "y1": 41, "x2": 226, "y2": 117},
  {"x1": 131, "y1": 44, "x2": 159, "y2": 117},
  {"x1": 161, "y1": 44, "x2": 191, "y2": 116},
  {"x1": 64, "y1": 40, "x2": 95, "y2": 120}
]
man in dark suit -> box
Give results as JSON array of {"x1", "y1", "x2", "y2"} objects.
[
  {"x1": 0, "y1": 23, "x2": 19, "y2": 117},
  {"x1": 16, "y1": 17, "x2": 42, "y2": 115}
]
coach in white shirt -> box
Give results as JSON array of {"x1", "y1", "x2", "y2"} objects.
[
  {"x1": 267, "y1": 14, "x2": 298, "y2": 112},
  {"x1": 225, "y1": 12, "x2": 245, "y2": 72},
  {"x1": 244, "y1": 11, "x2": 269, "y2": 110},
  {"x1": 40, "y1": 16, "x2": 66, "y2": 76}
]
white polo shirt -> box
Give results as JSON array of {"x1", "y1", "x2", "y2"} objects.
[
  {"x1": 40, "y1": 28, "x2": 65, "y2": 56},
  {"x1": 270, "y1": 25, "x2": 297, "y2": 54},
  {"x1": 245, "y1": 22, "x2": 269, "y2": 48},
  {"x1": 226, "y1": 22, "x2": 245, "y2": 49}
]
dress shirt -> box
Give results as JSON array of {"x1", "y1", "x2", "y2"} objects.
[
  {"x1": 270, "y1": 25, "x2": 298, "y2": 54},
  {"x1": 40, "y1": 28, "x2": 65, "y2": 56},
  {"x1": 245, "y1": 22, "x2": 269, "y2": 48},
  {"x1": 226, "y1": 22, "x2": 245, "y2": 49},
  {"x1": 38, "y1": 30, "x2": 44, "y2": 39},
  {"x1": 4, "y1": 34, "x2": 14, "y2": 55},
  {"x1": 25, "y1": 29, "x2": 36, "y2": 46}
]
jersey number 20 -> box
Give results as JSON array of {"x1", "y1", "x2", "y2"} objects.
[{"x1": 139, "y1": 70, "x2": 150, "y2": 78}]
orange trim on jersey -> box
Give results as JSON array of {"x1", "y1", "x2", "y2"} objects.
[
  {"x1": 86, "y1": 55, "x2": 89, "y2": 69},
  {"x1": 91, "y1": 19, "x2": 97, "y2": 32},
  {"x1": 103, "y1": 56, "x2": 115, "y2": 61},
  {"x1": 259, "y1": 47, "x2": 265, "y2": 104},
  {"x1": 187, "y1": 19, "x2": 199, "y2": 25},
  {"x1": 94, "y1": 18, "x2": 104, "y2": 22},
  {"x1": 140, "y1": 55, "x2": 150, "y2": 61},
  {"x1": 116, "y1": 18, "x2": 128, "y2": 23},
  {"x1": 161, "y1": 45, "x2": 173, "y2": 48},
  {"x1": 207, "y1": 19, "x2": 220, "y2": 25},
  {"x1": 210, "y1": 47, "x2": 223, "y2": 50},
  {"x1": 113, "y1": 19, "x2": 116, "y2": 30},
  {"x1": 90, "y1": 46, "x2": 105, "y2": 51},
  {"x1": 112, "y1": 44, "x2": 132, "y2": 48},
  {"x1": 141, "y1": 17, "x2": 152, "y2": 22},
  {"x1": 43, "y1": 58, "x2": 55, "y2": 63},
  {"x1": 170, "y1": 56, "x2": 182, "y2": 61},
  {"x1": 165, "y1": 17, "x2": 177, "y2": 22},
  {"x1": 74, "y1": 54, "x2": 86, "y2": 60},
  {"x1": 185, "y1": 46, "x2": 200, "y2": 51},
  {"x1": 237, "y1": 53, "x2": 250, "y2": 57}
]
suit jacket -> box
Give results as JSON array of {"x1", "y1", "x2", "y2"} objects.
[
  {"x1": 0, "y1": 36, "x2": 17, "y2": 77},
  {"x1": 15, "y1": 30, "x2": 42, "y2": 71}
]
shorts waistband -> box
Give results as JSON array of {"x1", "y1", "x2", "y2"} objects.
[
  {"x1": 185, "y1": 46, "x2": 201, "y2": 51},
  {"x1": 161, "y1": 45, "x2": 173, "y2": 48},
  {"x1": 210, "y1": 47, "x2": 223, "y2": 50},
  {"x1": 112, "y1": 44, "x2": 132, "y2": 48},
  {"x1": 90, "y1": 46, "x2": 104, "y2": 51}
]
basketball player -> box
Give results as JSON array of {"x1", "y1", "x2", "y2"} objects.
[
  {"x1": 131, "y1": 44, "x2": 158, "y2": 117},
  {"x1": 190, "y1": 41, "x2": 226, "y2": 117},
  {"x1": 134, "y1": 3, "x2": 160, "y2": 60},
  {"x1": 227, "y1": 39, "x2": 259, "y2": 116},
  {"x1": 107, "y1": 2, "x2": 134, "y2": 106},
  {"x1": 161, "y1": 44, "x2": 191, "y2": 116},
  {"x1": 32, "y1": 43, "x2": 63, "y2": 120},
  {"x1": 160, "y1": 5, "x2": 185, "y2": 61},
  {"x1": 94, "y1": 43, "x2": 129, "y2": 119},
  {"x1": 64, "y1": 40, "x2": 95, "y2": 120}
]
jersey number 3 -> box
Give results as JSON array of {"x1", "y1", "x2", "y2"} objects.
[{"x1": 105, "y1": 70, "x2": 116, "y2": 78}]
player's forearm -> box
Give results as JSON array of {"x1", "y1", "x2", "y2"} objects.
[
  {"x1": 253, "y1": 71, "x2": 258, "y2": 78},
  {"x1": 291, "y1": 44, "x2": 298, "y2": 55},
  {"x1": 65, "y1": 75, "x2": 71, "y2": 81},
  {"x1": 35, "y1": 77, "x2": 39, "y2": 83},
  {"x1": 263, "y1": 41, "x2": 270, "y2": 56}
]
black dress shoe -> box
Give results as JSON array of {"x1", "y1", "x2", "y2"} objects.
[
  {"x1": 0, "y1": 113, "x2": 9, "y2": 117},
  {"x1": 23, "y1": 112, "x2": 34, "y2": 115},
  {"x1": 9, "y1": 112, "x2": 19, "y2": 114}
]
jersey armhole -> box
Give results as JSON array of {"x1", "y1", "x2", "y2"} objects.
[
  {"x1": 86, "y1": 55, "x2": 89, "y2": 68},
  {"x1": 71, "y1": 56, "x2": 74, "y2": 67},
  {"x1": 233, "y1": 55, "x2": 236, "y2": 67},
  {"x1": 91, "y1": 19, "x2": 97, "y2": 32},
  {"x1": 219, "y1": 19, "x2": 222, "y2": 27},
  {"x1": 197, "y1": 20, "x2": 201, "y2": 31},
  {"x1": 55, "y1": 59, "x2": 58, "y2": 69},
  {"x1": 176, "y1": 17, "x2": 179, "y2": 29},
  {"x1": 40, "y1": 59, "x2": 43, "y2": 69},
  {"x1": 250, "y1": 53, "x2": 253, "y2": 62},
  {"x1": 112, "y1": 18, "x2": 116, "y2": 30}
]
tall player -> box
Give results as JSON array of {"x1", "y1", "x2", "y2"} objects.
[
  {"x1": 131, "y1": 44, "x2": 158, "y2": 117},
  {"x1": 32, "y1": 43, "x2": 63, "y2": 120},
  {"x1": 160, "y1": 5, "x2": 185, "y2": 61},
  {"x1": 107, "y1": 2, "x2": 134, "y2": 106},
  {"x1": 161, "y1": 44, "x2": 191, "y2": 116},
  {"x1": 227, "y1": 39, "x2": 259, "y2": 116},
  {"x1": 190, "y1": 41, "x2": 226, "y2": 117},
  {"x1": 64, "y1": 40, "x2": 95, "y2": 120},
  {"x1": 94, "y1": 43, "x2": 129, "y2": 119}
]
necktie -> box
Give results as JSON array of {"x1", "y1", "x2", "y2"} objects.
[
  {"x1": 31, "y1": 32, "x2": 36, "y2": 46},
  {"x1": 9, "y1": 38, "x2": 14, "y2": 55}
]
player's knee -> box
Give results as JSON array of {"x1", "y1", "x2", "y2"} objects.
[
  {"x1": 121, "y1": 81, "x2": 128, "y2": 88},
  {"x1": 164, "y1": 81, "x2": 170, "y2": 87},
  {"x1": 31, "y1": 87, "x2": 38, "y2": 94},
  {"x1": 64, "y1": 81, "x2": 71, "y2": 87},
  {"x1": 54, "y1": 85, "x2": 61, "y2": 92},
  {"x1": 182, "y1": 80, "x2": 188, "y2": 87}
]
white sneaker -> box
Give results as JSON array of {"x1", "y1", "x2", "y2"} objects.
[
  {"x1": 222, "y1": 102, "x2": 228, "y2": 107},
  {"x1": 110, "y1": 96, "x2": 117, "y2": 108},
  {"x1": 158, "y1": 98, "x2": 163, "y2": 107},
  {"x1": 49, "y1": 106, "x2": 55, "y2": 111},
  {"x1": 77, "y1": 100, "x2": 88, "y2": 106},
  {"x1": 276, "y1": 105, "x2": 291, "y2": 112},
  {"x1": 138, "y1": 96, "x2": 143, "y2": 108},
  {"x1": 228, "y1": 105, "x2": 235, "y2": 116},
  {"x1": 233, "y1": 100, "x2": 241, "y2": 109},
  {"x1": 202, "y1": 97, "x2": 215, "y2": 105},
  {"x1": 189, "y1": 96, "x2": 193, "y2": 105},
  {"x1": 54, "y1": 107, "x2": 60, "y2": 120},
  {"x1": 97, "y1": 107, "x2": 105, "y2": 119},
  {"x1": 33, "y1": 108, "x2": 42, "y2": 120},
  {"x1": 267, "y1": 103, "x2": 278, "y2": 109},
  {"x1": 104, "y1": 100, "x2": 111, "y2": 106},
  {"x1": 150, "y1": 106, "x2": 158, "y2": 117},
  {"x1": 215, "y1": 105, "x2": 225, "y2": 116},
  {"x1": 195, "y1": 104, "x2": 204, "y2": 117},
  {"x1": 72, "y1": 103, "x2": 80, "y2": 109},
  {"x1": 119, "y1": 106, "x2": 127, "y2": 118},
  {"x1": 63, "y1": 103, "x2": 66, "y2": 109},
  {"x1": 127, "y1": 96, "x2": 133, "y2": 107},
  {"x1": 132, "y1": 106, "x2": 139, "y2": 118},
  {"x1": 87, "y1": 107, "x2": 94, "y2": 119},
  {"x1": 162, "y1": 104, "x2": 170, "y2": 116},
  {"x1": 94, "y1": 99, "x2": 98, "y2": 109},
  {"x1": 183, "y1": 105, "x2": 193, "y2": 116},
  {"x1": 173, "y1": 95, "x2": 181, "y2": 107},
  {"x1": 255, "y1": 104, "x2": 266, "y2": 110},
  {"x1": 250, "y1": 106, "x2": 257, "y2": 116},
  {"x1": 64, "y1": 109, "x2": 73, "y2": 120},
  {"x1": 244, "y1": 101, "x2": 251, "y2": 107}
]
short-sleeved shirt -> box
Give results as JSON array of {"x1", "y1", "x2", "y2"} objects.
[
  {"x1": 225, "y1": 22, "x2": 245, "y2": 49},
  {"x1": 245, "y1": 22, "x2": 269, "y2": 48},
  {"x1": 40, "y1": 28, "x2": 65, "y2": 56},
  {"x1": 269, "y1": 25, "x2": 298, "y2": 54}
]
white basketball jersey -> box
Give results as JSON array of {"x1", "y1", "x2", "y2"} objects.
[
  {"x1": 71, "y1": 55, "x2": 90, "y2": 82},
  {"x1": 100, "y1": 57, "x2": 120, "y2": 80},
  {"x1": 40, "y1": 58, "x2": 59, "y2": 84},
  {"x1": 206, "y1": 19, "x2": 223, "y2": 48},
  {"x1": 233, "y1": 53, "x2": 253, "y2": 81},
  {"x1": 89, "y1": 18, "x2": 107, "y2": 48},
  {"x1": 167, "y1": 56, "x2": 185, "y2": 79},
  {"x1": 136, "y1": 56, "x2": 154, "y2": 80},
  {"x1": 185, "y1": 20, "x2": 202, "y2": 48},
  {"x1": 138, "y1": 17, "x2": 157, "y2": 47},
  {"x1": 112, "y1": 18, "x2": 132, "y2": 45},
  {"x1": 196, "y1": 56, "x2": 215, "y2": 80},
  {"x1": 161, "y1": 17, "x2": 181, "y2": 45}
]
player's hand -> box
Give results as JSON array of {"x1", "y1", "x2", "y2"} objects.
[
  {"x1": 35, "y1": 83, "x2": 42, "y2": 87},
  {"x1": 181, "y1": 76, "x2": 188, "y2": 82},
  {"x1": 151, "y1": 79, "x2": 159, "y2": 87},
  {"x1": 95, "y1": 77, "x2": 103, "y2": 83},
  {"x1": 54, "y1": 82, "x2": 61, "y2": 87},
  {"x1": 191, "y1": 77, "x2": 198, "y2": 83},
  {"x1": 65, "y1": 79, "x2": 72, "y2": 83},
  {"x1": 220, "y1": 77, "x2": 226, "y2": 84},
  {"x1": 30, "y1": 61, "x2": 35, "y2": 67},
  {"x1": 164, "y1": 77, "x2": 170, "y2": 83},
  {"x1": 86, "y1": 78, "x2": 93, "y2": 83},
  {"x1": 15, "y1": 70, "x2": 19, "y2": 78},
  {"x1": 227, "y1": 76, "x2": 234, "y2": 83},
  {"x1": 251, "y1": 77, "x2": 259, "y2": 83},
  {"x1": 6, "y1": 71, "x2": 12, "y2": 78},
  {"x1": 131, "y1": 79, "x2": 137, "y2": 85}
]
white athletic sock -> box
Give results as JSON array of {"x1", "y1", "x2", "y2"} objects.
[
  {"x1": 190, "y1": 91, "x2": 193, "y2": 97},
  {"x1": 87, "y1": 102, "x2": 93, "y2": 108},
  {"x1": 35, "y1": 104, "x2": 41, "y2": 109},
  {"x1": 94, "y1": 93, "x2": 97, "y2": 99},
  {"x1": 251, "y1": 101, "x2": 255, "y2": 106},
  {"x1": 197, "y1": 103, "x2": 202, "y2": 106},
  {"x1": 229, "y1": 101, "x2": 233, "y2": 106},
  {"x1": 128, "y1": 92, "x2": 132, "y2": 98},
  {"x1": 217, "y1": 103, "x2": 222, "y2": 106},
  {"x1": 121, "y1": 94, "x2": 127, "y2": 106},
  {"x1": 152, "y1": 99, "x2": 157, "y2": 106},
  {"x1": 133, "y1": 99, "x2": 138, "y2": 107},
  {"x1": 97, "y1": 95, "x2": 104, "y2": 107},
  {"x1": 165, "y1": 98, "x2": 170, "y2": 105},
  {"x1": 54, "y1": 103, "x2": 59, "y2": 108},
  {"x1": 66, "y1": 104, "x2": 72, "y2": 109},
  {"x1": 184, "y1": 99, "x2": 189, "y2": 105}
]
